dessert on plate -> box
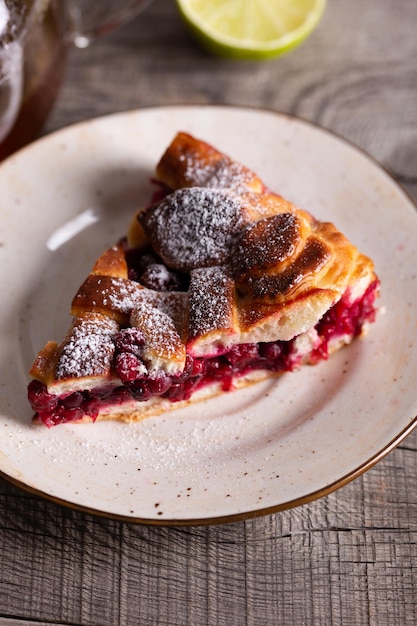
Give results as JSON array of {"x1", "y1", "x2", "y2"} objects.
[{"x1": 27, "y1": 132, "x2": 380, "y2": 426}]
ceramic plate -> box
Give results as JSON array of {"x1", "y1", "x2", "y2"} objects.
[{"x1": 0, "y1": 105, "x2": 416, "y2": 525}]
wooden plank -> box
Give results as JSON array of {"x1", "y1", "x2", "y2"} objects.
[
  {"x1": 0, "y1": 0, "x2": 416, "y2": 623},
  {"x1": 0, "y1": 621, "x2": 64, "y2": 626},
  {"x1": 1, "y1": 431, "x2": 416, "y2": 624}
]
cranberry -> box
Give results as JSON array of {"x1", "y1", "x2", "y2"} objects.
[
  {"x1": 259, "y1": 342, "x2": 282, "y2": 362},
  {"x1": 310, "y1": 340, "x2": 328, "y2": 363},
  {"x1": 125, "y1": 247, "x2": 160, "y2": 279},
  {"x1": 205, "y1": 358, "x2": 233, "y2": 380},
  {"x1": 107, "y1": 386, "x2": 132, "y2": 404},
  {"x1": 140, "y1": 264, "x2": 182, "y2": 292},
  {"x1": 61, "y1": 406, "x2": 84, "y2": 423},
  {"x1": 312, "y1": 280, "x2": 379, "y2": 362},
  {"x1": 190, "y1": 357, "x2": 206, "y2": 377},
  {"x1": 114, "y1": 327, "x2": 145, "y2": 357},
  {"x1": 221, "y1": 376, "x2": 234, "y2": 392},
  {"x1": 225, "y1": 343, "x2": 259, "y2": 366},
  {"x1": 38, "y1": 404, "x2": 84, "y2": 427},
  {"x1": 317, "y1": 295, "x2": 356, "y2": 341},
  {"x1": 61, "y1": 391, "x2": 84, "y2": 409},
  {"x1": 28, "y1": 380, "x2": 58, "y2": 411},
  {"x1": 89, "y1": 385, "x2": 115, "y2": 400},
  {"x1": 115, "y1": 352, "x2": 145, "y2": 383},
  {"x1": 37, "y1": 409, "x2": 62, "y2": 428},
  {"x1": 247, "y1": 356, "x2": 269, "y2": 371},
  {"x1": 184, "y1": 375, "x2": 204, "y2": 397},
  {"x1": 127, "y1": 380, "x2": 152, "y2": 401},
  {"x1": 164, "y1": 382, "x2": 185, "y2": 402},
  {"x1": 166, "y1": 376, "x2": 203, "y2": 402},
  {"x1": 147, "y1": 373, "x2": 172, "y2": 395},
  {"x1": 83, "y1": 398, "x2": 99, "y2": 420},
  {"x1": 128, "y1": 268, "x2": 140, "y2": 282},
  {"x1": 361, "y1": 281, "x2": 378, "y2": 324},
  {"x1": 138, "y1": 249, "x2": 163, "y2": 271}
]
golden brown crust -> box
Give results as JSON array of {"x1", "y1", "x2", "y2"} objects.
[
  {"x1": 127, "y1": 210, "x2": 149, "y2": 249},
  {"x1": 91, "y1": 243, "x2": 128, "y2": 278},
  {"x1": 127, "y1": 133, "x2": 269, "y2": 249},
  {"x1": 29, "y1": 131, "x2": 378, "y2": 424},
  {"x1": 139, "y1": 187, "x2": 246, "y2": 271},
  {"x1": 187, "y1": 266, "x2": 239, "y2": 349},
  {"x1": 156, "y1": 131, "x2": 265, "y2": 194},
  {"x1": 71, "y1": 274, "x2": 139, "y2": 323},
  {"x1": 29, "y1": 341, "x2": 60, "y2": 384}
]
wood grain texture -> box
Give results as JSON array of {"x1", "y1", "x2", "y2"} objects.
[
  {"x1": 1, "y1": 434, "x2": 417, "y2": 625},
  {"x1": 47, "y1": 0, "x2": 417, "y2": 195},
  {"x1": 1, "y1": 0, "x2": 416, "y2": 624}
]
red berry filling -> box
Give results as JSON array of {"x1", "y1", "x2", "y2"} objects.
[
  {"x1": 124, "y1": 244, "x2": 189, "y2": 291},
  {"x1": 311, "y1": 280, "x2": 379, "y2": 361},
  {"x1": 27, "y1": 279, "x2": 379, "y2": 427}
]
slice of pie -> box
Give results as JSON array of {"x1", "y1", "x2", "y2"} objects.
[{"x1": 28, "y1": 132, "x2": 380, "y2": 427}]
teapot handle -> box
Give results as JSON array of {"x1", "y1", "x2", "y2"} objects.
[{"x1": 66, "y1": 0, "x2": 154, "y2": 48}]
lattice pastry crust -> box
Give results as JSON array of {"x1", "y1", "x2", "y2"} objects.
[{"x1": 28, "y1": 132, "x2": 379, "y2": 426}]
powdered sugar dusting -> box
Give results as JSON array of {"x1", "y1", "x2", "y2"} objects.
[
  {"x1": 107, "y1": 277, "x2": 139, "y2": 313},
  {"x1": 182, "y1": 153, "x2": 257, "y2": 194},
  {"x1": 44, "y1": 135, "x2": 345, "y2": 397},
  {"x1": 56, "y1": 314, "x2": 118, "y2": 379},
  {"x1": 154, "y1": 292, "x2": 188, "y2": 338},
  {"x1": 72, "y1": 275, "x2": 139, "y2": 316},
  {"x1": 233, "y1": 213, "x2": 300, "y2": 278},
  {"x1": 73, "y1": 274, "x2": 187, "y2": 367},
  {"x1": 188, "y1": 266, "x2": 235, "y2": 341},
  {"x1": 130, "y1": 297, "x2": 185, "y2": 370},
  {"x1": 140, "y1": 187, "x2": 245, "y2": 271}
]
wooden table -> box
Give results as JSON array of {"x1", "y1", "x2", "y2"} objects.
[{"x1": 1, "y1": 0, "x2": 416, "y2": 624}]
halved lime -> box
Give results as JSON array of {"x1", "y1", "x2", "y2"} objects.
[{"x1": 176, "y1": 0, "x2": 327, "y2": 60}]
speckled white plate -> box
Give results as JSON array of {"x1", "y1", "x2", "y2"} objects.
[{"x1": 0, "y1": 105, "x2": 416, "y2": 525}]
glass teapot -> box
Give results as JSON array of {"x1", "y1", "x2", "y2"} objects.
[{"x1": 0, "y1": 0, "x2": 153, "y2": 160}]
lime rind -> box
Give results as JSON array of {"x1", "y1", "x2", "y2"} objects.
[{"x1": 176, "y1": 0, "x2": 327, "y2": 60}]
